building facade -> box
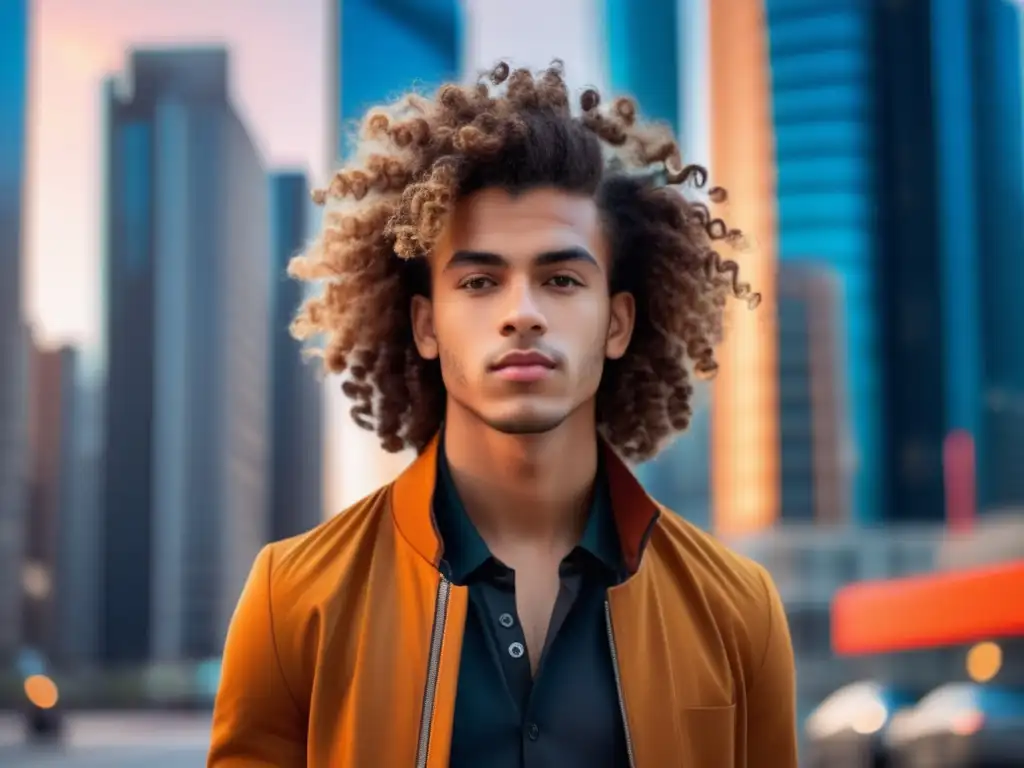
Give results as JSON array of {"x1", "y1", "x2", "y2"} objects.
[
  {"x1": 765, "y1": 0, "x2": 885, "y2": 525},
  {"x1": 776, "y1": 262, "x2": 849, "y2": 524},
  {"x1": 55, "y1": 357, "x2": 103, "y2": 668},
  {"x1": 102, "y1": 48, "x2": 270, "y2": 663},
  {"x1": 971, "y1": 0, "x2": 1024, "y2": 511},
  {"x1": 765, "y1": 0, "x2": 1024, "y2": 525},
  {"x1": 23, "y1": 345, "x2": 62, "y2": 656},
  {"x1": 0, "y1": 0, "x2": 28, "y2": 661},
  {"x1": 269, "y1": 171, "x2": 323, "y2": 539},
  {"x1": 23, "y1": 345, "x2": 83, "y2": 663}
]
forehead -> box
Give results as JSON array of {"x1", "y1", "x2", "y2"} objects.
[{"x1": 437, "y1": 187, "x2": 606, "y2": 263}]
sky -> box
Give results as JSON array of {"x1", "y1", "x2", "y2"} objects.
[{"x1": 25, "y1": 0, "x2": 328, "y2": 348}]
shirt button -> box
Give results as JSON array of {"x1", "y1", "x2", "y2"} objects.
[
  {"x1": 508, "y1": 641, "x2": 525, "y2": 659},
  {"x1": 526, "y1": 722, "x2": 540, "y2": 741},
  {"x1": 498, "y1": 612, "x2": 515, "y2": 628}
]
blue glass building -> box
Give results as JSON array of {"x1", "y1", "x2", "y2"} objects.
[
  {"x1": 332, "y1": 0, "x2": 462, "y2": 160},
  {"x1": 604, "y1": 0, "x2": 680, "y2": 127},
  {"x1": 269, "y1": 171, "x2": 323, "y2": 540},
  {"x1": 100, "y1": 71, "x2": 157, "y2": 663},
  {"x1": 101, "y1": 49, "x2": 271, "y2": 662},
  {"x1": 0, "y1": 0, "x2": 28, "y2": 659},
  {"x1": 971, "y1": 0, "x2": 1024, "y2": 510},
  {"x1": 767, "y1": 0, "x2": 1024, "y2": 523},
  {"x1": 766, "y1": 1, "x2": 888, "y2": 524}
]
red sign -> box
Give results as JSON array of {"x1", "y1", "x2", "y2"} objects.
[{"x1": 943, "y1": 430, "x2": 976, "y2": 532}]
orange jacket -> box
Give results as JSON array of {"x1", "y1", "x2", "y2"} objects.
[{"x1": 208, "y1": 436, "x2": 798, "y2": 767}]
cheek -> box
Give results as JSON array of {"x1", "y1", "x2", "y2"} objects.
[
  {"x1": 433, "y1": 306, "x2": 477, "y2": 387},
  {"x1": 438, "y1": 345, "x2": 469, "y2": 388},
  {"x1": 562, "y1": 306, "x2": 611, "y2": 379},
  {"x1": 580, "y1": 335, "x2": 608, "y2": 384},
  {"x1": 570, "y1": 299, "x2": 611, "y2": 346}
]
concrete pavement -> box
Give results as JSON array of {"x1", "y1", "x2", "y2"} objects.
[{"x1": 0, "y1": 711, "x2": 211, "y2": 767}]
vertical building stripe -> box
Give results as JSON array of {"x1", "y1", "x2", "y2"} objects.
[
  {"x1": 709, "y1": 0, "x2": 779, "y2": 535},
  {"x1": 974, "y1": 0, "x2": 1024, "y2": 508},
  {"x1": 931, "y1": 0, "x2": 981, "y2": 438},
  {"x1": 603, "y1": 0, "x2": 680, "y2": 127}
]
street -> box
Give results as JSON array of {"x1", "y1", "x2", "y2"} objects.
[{"x1": 0, "y1": 711, "x2": 211, "y2": 767}]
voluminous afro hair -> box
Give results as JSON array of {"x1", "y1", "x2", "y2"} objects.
[{"x1": 289, "y1": 61, "x2": 758, "y2": 462}]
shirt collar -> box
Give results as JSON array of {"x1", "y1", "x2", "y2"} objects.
[{"x1": 432, "y1": 437, "x2": 623, "y2": 584}]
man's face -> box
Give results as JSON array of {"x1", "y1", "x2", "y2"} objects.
[{"x1": 411, "y1": 187, "x2": 635, "y2": 435}]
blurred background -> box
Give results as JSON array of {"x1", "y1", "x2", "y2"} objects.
[{"x1": 1, "y1": 0, "x2": 1023, "y2": 766}]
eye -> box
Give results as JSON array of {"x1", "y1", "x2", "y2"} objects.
[
  {"x1": 459, "y1": 275, "x2": 496, "y2": 291},
  {"x1": 547, "y1": 274, "x2": 583, "y2": 289}
]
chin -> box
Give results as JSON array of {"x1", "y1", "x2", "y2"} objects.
[{"x1": 481, "y1": 405, "x2": 571, "y2": 435}]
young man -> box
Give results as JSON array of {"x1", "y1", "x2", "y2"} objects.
[{"x1": 208, "y1": 62, "x2": 797, "y2": 767}]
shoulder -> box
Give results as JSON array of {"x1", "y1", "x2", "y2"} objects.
[
  {"x1": 221, "y1": 484, "x2": 400, "y2": 713},
  {"x1": 649, "y1": 508, "x2": 774, "y2": 602},
  {"x1": 262, "y1": 484, "x2": 394, "y2": 613},
  {"x1": 645, "y1": 507, "x2": 784, "y2": 668}
]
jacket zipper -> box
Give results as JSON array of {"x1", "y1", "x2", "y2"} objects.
[
  {"x1": 605, "y1": 600, "x2": 637, "y2": 768},
  {"x1": 415, "y1": 576, "x2": 451, "y2": 768}
]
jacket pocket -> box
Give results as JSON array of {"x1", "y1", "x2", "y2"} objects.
[{"x1": 678, "y1": 704, "x2": 736, "y2": 767}]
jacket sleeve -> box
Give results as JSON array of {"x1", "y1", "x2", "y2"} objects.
[
  {"x1": 207, "y1": 545, "x2": 307, "y2": 767},
  {"x1": 746, "y1": 565, "x2": 799, "y2": 767}
]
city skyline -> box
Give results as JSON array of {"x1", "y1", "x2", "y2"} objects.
[{"x1": 25, "y1": 0, "x2": 328, "y2": 350}]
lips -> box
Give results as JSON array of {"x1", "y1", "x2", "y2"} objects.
[
  {"x1": 492, "y1": 351, "x2": 556, "y2": 370},
  {"x1": 491, "y1": 350, "x2": 556, "y2": 382}
]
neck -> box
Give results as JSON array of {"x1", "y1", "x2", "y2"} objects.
[{"x1": 442, "y1": 401, "x2": 599, "y2": 548}]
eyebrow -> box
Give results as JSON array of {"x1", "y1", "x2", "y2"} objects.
[{"x1": 443, "y1": 246, "x2": 599, "y2": 271}]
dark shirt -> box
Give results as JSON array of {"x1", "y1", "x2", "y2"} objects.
[{"x1": 433, "y1": 444, "x2": 631, "y2": 768}]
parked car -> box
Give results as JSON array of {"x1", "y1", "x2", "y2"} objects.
[
  {"x1": 885, "y1": 682, "x2": 1024, "y2": 768},
  {"x1": 805, "y1": 681, "x2": 922, "y2": 767}
]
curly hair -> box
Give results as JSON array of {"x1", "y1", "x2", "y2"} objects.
[{"x1": 289, "y1": 61, "x2": 758, "y2": 462}]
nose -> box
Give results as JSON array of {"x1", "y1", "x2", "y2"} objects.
[{"x1": 499, "y1": 279, "x2": 547, "y2": 337}]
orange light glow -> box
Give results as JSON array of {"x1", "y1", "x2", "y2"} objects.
[
  {"x1": 24, "y1": 674, "x2": 60, "y2": 710},
  {"x1": 965, "y1": 641, "x2": 1002, "y2": 683}
]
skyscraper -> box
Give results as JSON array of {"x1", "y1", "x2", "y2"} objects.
[
  {"x1": 331, "y1": 0, "x2": 461, "y2": 160},
  {"x1": 24, "y1": 344, "x2": 81, "y2": 660},
  {"x1": 776, "y1": 262, "x2": 849, "y2": 524},
  {"x1": 0, "y1": 0, "x2": 29, "y2": 661},
  {"x1": 54, "y1": 353, "x2": 103, "y2": 668},
  {"x1": 766, "y1": 0, "x2": 1024, "y2": 524},
  {"x1": 603, "y1": 0, "x2": 680, "y2": 128},
  {"x1": 101, "y1": 48, "x2": 270, "y2": 662},
  {"x1": 269, "y1": 171, "x2": 323, "y2": 539},
  {"x1": 970, "y1": 0, "x2": 1024, "y2": 511},
  {"x1": 765, "y1": 1, "x2": 885, "y2": 525}
]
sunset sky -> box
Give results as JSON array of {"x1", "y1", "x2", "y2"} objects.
[{"x1": 26, "y1": 0, "x2": 328, "y2": 348}]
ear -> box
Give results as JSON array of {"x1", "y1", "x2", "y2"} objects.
[
  {"x1": 605, "y1": 291, "x2": 636, "y2": 360},
  {"x1": 410, "y1": 294, "x2": 439, "y2": 360}
]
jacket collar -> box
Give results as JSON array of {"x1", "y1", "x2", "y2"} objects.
[{"x1": 391, "y1": 433, "x2": 661, "y2": 575}]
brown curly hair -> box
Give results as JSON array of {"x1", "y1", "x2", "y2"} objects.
[{"x1": 288, "y1": 61, "x2": 758, "y2": 462}]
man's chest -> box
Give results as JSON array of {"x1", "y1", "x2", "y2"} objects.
[{"x1": 447, "y1": 570, "x2": 630, "y2": 768}]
